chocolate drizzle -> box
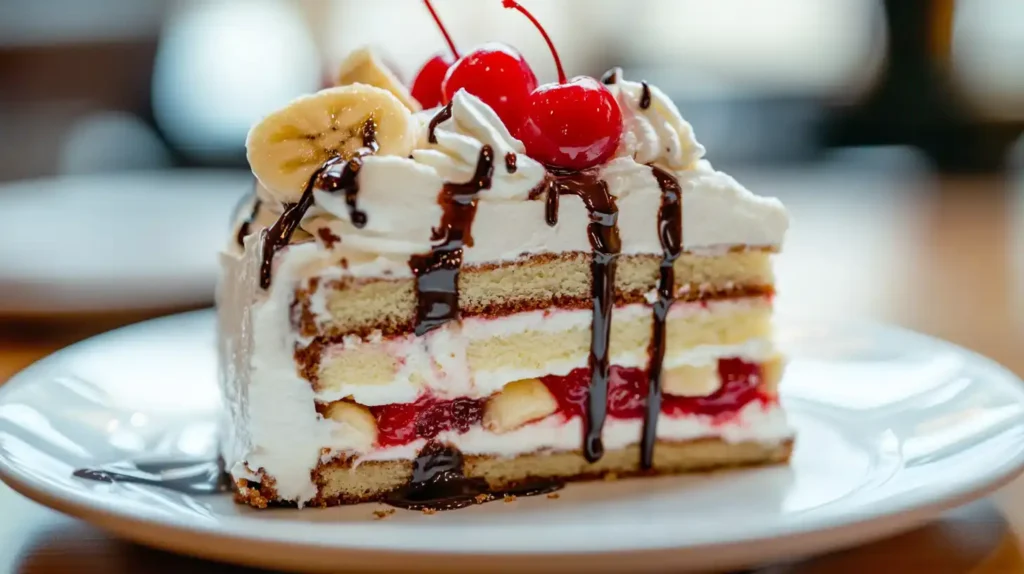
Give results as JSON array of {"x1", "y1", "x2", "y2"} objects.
[
  {"x1": 504, "y1": 152, "x2": 518, "y2": 174},
  {"x1": 258, "y1": 119, "x2": 378, "y2": 289},
  {"x1": 641, "y1": 166, "x2": 683, "y2": 469},
  {"x1": 428, "y1": 102, "x2": 454, "y2": 144},
  {"x1": 385, "y1": 442, "x2": 562, "y2": 511},
  {"x1": 73, "y1": 459, "x2": 229, "y2": 495},
  {"x1": 530, "y1": 169, "x2": 621, "y2": 462},
  {"x1": 317, "y1": 120, "x2": 379, "y2": 228},
  {"x1": 409, "y1": 145, "x2": 495, "y2": 335},
  {"x1": 639, "y1": 81, "x2": 652, "y2": 110},
  {"x1": 236, "y1": 198, "x2": 262, "y2": 247},
  {"x1": 600, "y1": 67, "x2": 622, "y2": 85}
]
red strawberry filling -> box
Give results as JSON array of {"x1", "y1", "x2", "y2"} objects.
[{"x1": 369, "y1": 358, "x2": 770, "y2": 447}]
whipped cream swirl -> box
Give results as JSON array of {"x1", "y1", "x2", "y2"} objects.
[
  {"x1": 234, "y1": 80, "x2": 787, "y2": 276},
  {"x1": 412, "y1": 90, "x2": 545, "y2": 200},
  {"x1": 605, "y1": 72, "x2": 705, "y2": 171}
]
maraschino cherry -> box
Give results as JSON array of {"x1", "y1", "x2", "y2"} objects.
[
  {"x1": 441, "y1": 43, "x2": 538, "y2": 129},
  {"x1": 503, "y1": 0, "x2": 623, "y2": 170},
  {"x1": 410, "y1": 0, "x2": 460, "y2": 108}
]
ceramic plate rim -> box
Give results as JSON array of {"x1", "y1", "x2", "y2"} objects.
[{"x1": 2, "y1": 310, "x2": 1024, "y2": 557}]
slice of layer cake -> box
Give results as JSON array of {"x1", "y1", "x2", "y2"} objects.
[{"x1": 218, "y1": 29, "x2": 791, "y2": 509}]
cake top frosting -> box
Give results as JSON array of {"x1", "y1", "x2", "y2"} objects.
[{"x1": 238, "y1": 1, "x2": 789, "y2": 288}]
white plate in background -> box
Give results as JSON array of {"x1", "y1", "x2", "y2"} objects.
[
  {"x1": 0, "y1": 170, "x2": 250, "y2": 316},
  {"x1": 1, "y1": 311, "x2": 1024, "y2": 572}
]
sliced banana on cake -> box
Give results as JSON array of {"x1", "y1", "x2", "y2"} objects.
[
  {"x1": 246, "y1": 84, "x2": 418, "y2": 203},
  {"x1": 662, "y1": 364, "x2": 720, "y2": 397},
  {"x1": 324, "y1": 400, "x2": 378, "y2": 449},
  {"x1": 484, "y1": 378, "x2": 559, "y2": 434},
  {"x1": 336, "y1": 46, "x2": 422, "y2": 113}
]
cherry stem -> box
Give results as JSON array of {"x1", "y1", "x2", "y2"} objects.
[
  {"x1": 424, "y1": 0, "x2": 459, "y2": 59},
  {"x1": 502, "y1": 0, "x2": 566, "y2": 84}
]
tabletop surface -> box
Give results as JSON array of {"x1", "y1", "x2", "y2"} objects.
[{"x1": 1, "y1": 157, "x2": 1023, "y2": 573}]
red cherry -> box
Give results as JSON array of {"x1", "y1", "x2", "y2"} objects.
[
  {"x1": 518, "y1": 77, "x2": 623, "y2": 170},
  {"x1": 441, "y1": 42, "x2": 538, "y2": 129},
  {"x1": 503, "y1": 0, "x2": 623, "y2": 169},
  {"x1": 411, "y1": 0, "x2": 460, "y2": 109},
  {"x1": 411, "y1": 54, "x2": 453, "y2": 108}
]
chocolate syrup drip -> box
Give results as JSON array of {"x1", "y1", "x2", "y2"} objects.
[
  {"x1": 639, "y1": 81, "x2": 652, "y2": 110},
  {"x1": 73, "y1": 459, "x2": 229, "y2": 495},
  {"x1": 428, "y1": 103, "x2": 453, "y2": 144},
  {"x1": 600, "y1": 67, "x2": 622, "y2": 85},
  {"x1": 504, "y1": 152, "x2": 518, "y2": 174},
  {"x1": 529, "y1": 170, "x2": 621, "y2": 462},
  {"x1": 641, "y1": 166, "x2": 683, "y2": 469},
  {"x1": 409, "y1": 145, "x2": 495, "y2": 336},
  {"x1": 318, "y1": 120, "x2": 379, "y2": 229},
  {"x1": 236, "y1": 198, "x2": 262, "y2": 247},
  {"x1": 386, "y1": 442, "x2": 562, "y2": 511},
  {"x1": 258, "y1": 120, "x2": 378, "y2": 289}
]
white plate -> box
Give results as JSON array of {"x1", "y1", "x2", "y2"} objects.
[
  {"x1": 1, "y1": 311, "x2": 1024, "y2": 573},
  {"x1": 0, "y1": 171, "x2": 250, "y2": 316}
]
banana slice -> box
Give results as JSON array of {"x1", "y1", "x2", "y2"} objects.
[
  {"x1": 484, "y1": 378, "x2": 559, "y2": 434},
  {"x1": 336, "y1": 47, "x2": 422, "y2": 113},
  {"x1": 246, "y1": 84, "x2": 418, "y2": 203},
  {"x1": 662, "y1": 364, "x2": 720, "y2": 397},
  {"x1": 324, "y1": 400, "x2": 378, "y2": 449}
]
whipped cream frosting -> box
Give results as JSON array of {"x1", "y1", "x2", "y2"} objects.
[
  {"x1": 233, "y1": 79, "x2": 789, "y2": 279},
  {"x1": 605, "y1": 74, "x2": 706, "y2": 170}
]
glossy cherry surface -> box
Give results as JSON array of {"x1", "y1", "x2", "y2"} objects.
[
  {"x1": 441, "y1": 42, "x2": 538, "y2": 129},
  {"x1": 411, "y1": 54, "x2": 454, "y2": 108},
  {"x1": 517, "y1": 76, "x2": 623, "y2": 170},
  {"x1": 411, "y1": 0, "x2": 460, "y2": 109},
  {"x1": 502, "y1": 0, "x2": 623, "y2": 169}
]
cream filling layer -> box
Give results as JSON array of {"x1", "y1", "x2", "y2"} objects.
[
  {"x1": 349, "y1": 401, "x2": 792, "y2": 464},
  {"x1": 315, "y1": 299, "x2": 776, "y2": 407}
]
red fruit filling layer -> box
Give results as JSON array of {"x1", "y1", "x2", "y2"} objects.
[{"x1": 369, "y1": 358, "x2": 769, "y2": 448}]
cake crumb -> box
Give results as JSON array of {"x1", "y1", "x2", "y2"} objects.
[
  {"x1": 373, "y1": 508, "x2": 395, "y2": 520},
  {"x1": 421, "y1": 508, "x2": 437, "y2": 515},
  {"x1": 474, "y1": 493, "x2": 490, "y2": 503},
  {"x1": 503, "y1": 494, "x2": 517, "y2": 503},
  {"x1": 604, "y1": 472, "x2": 619, "y2": 482},
  {"x1": 546, "y1": 492, "x2": 560, "y2": 499}
]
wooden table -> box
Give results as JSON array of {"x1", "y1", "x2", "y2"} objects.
[{"x1": 1, "y1": 159, "x2": 1022, "y2": 573}]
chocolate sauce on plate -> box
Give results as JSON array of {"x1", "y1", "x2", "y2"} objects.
[
  {"x1": 385, "y1": 442, "x2": 562, "y2": 511},
  {"x1": 73, "y1": 459, "x2": 229, "y2": 495},
  {"x1": 530, "y1": 170, "x2": 621, "y2": 462},
  {"x1": 408, "y1": 145, "x2": 495, "y2": 336},
  {"x1": 259, "y1": 119, "x2": 378, "y2": 289}
]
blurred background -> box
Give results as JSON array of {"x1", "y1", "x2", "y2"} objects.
[
  {"x1": 0, "y1": 0, "x2": 1022, "y2": 375},
  {"x1": 3, "y1": 0, "x2": 1024, "y2": 176}
]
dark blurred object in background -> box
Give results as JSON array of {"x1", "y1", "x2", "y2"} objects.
[
  {"x1": 0, "y1": 0, "x2": 169, "y2": 180},
  {"x1": 0, "y1": 0, "x2": 1022, "y2": 180},
  {"x1": 822, "y1": 0, "x2": 1024, "y2": 173}
]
